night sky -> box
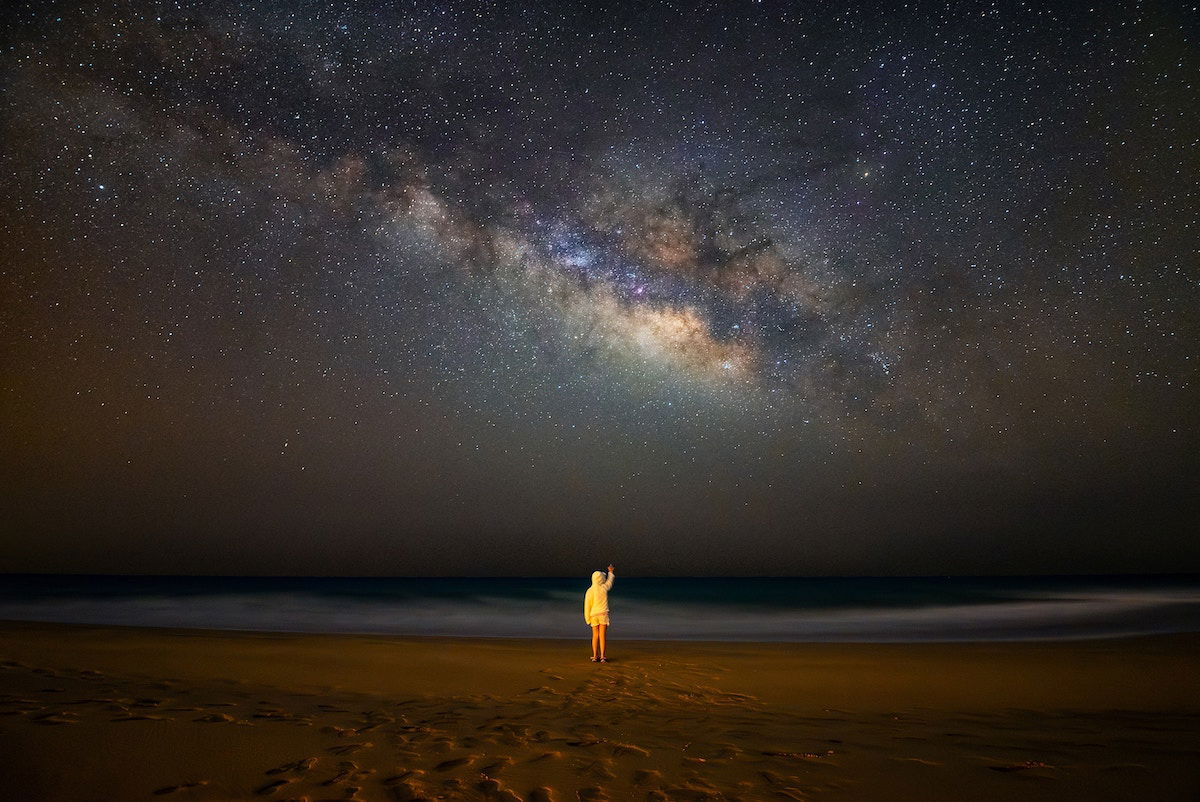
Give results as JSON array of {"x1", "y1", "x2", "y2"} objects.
[{"x1": 2, "y1": 0, "x2": 1197, "y2": 576}]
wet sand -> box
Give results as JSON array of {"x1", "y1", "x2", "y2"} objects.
[{"x1": 0, "y1": 621, "x2": 1197, "y2": 801}]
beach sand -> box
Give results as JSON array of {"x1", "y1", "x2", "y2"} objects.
[{"x1": 0, "y1": 621, "x2": 1196, "y2": 801}]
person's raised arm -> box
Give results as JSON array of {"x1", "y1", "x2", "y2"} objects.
[{"x1": 604, "y1": 564, "x2": 615, "y2": 590}]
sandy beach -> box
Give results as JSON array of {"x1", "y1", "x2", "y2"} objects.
[{"x1": 0, "y1": 621, "x2": 1196, "y2": 801}]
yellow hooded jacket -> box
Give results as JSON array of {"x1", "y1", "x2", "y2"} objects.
[{"x1": 583, "y1": 569, "x2": 615, "y2": 625}]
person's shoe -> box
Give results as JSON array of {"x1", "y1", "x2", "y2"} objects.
[
  {"x1": 590, "y1": 656, "x2": 599, "y2": 662},
  {"x1": 599, "y1": 657, "x2": 608, "y2": 663}
]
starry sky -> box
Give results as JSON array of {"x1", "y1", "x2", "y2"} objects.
[{"x1": 1, "y1": 0, "x2": 1197, "y2": 576}]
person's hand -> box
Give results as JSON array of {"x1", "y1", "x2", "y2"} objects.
[{"x1": 607, "y1": 564, "x2": 615, "y2": 573}]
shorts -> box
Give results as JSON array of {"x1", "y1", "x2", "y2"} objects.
[{"x1": 587, "y1": 613, "x2": 610, "y2": 627}]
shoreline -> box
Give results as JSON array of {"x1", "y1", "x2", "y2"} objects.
[
  {"x1": 7, "y1": 614, "x2": 1199, "y2": 640},
  {"x1": 1, "y1": 620, "x2": 1197, "y2": 800}
]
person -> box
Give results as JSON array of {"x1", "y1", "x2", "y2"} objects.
[{"x1": 584, "y1": 564, "x2": 615, "y2": 662}]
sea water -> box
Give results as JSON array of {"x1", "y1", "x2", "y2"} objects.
[{"x1": 0, "y1": 574, "x2": 1197, "y2": 642}]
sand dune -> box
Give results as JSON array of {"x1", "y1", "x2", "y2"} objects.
[{"x1": 0, "y1": 622, "x2": 1197, "y2": 800}]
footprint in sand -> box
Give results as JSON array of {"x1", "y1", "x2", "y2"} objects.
[
  {"x1": 526, "y1": 751, "x2": 561, "y2": 763},
  {"x1": 195, "y1": 712, "x2": 236, "y2": 723},
  {"x1": 684, "y1": 756, "x2": 721, "y2": 768},
  {"x1": 480, "y1": 756, "x2": 513, "y2": 775},
  {"x1": 632, "y1": 769, "x2": 662, "y2": 786},
  {"x1": 254, "y1": 709, "x2": 311, "y2": 724},
  {"x1": 433, "y1": 755, "x2": 478, "y2": 772},
  {"x1": 427, "y1": 737, "x2": 456, "y2": 754},
  {"x1": 351, "y1": 712, "x2": 394, "y2": 733},
  {"x1": 476, "y1": 778, "x2": 523, "y2": 801},
  {"x1": 575, "y1": 760, "x2": 616, "y2": 781},
  {"x1": 769, "y1": 789, "x2": 811, "y2": 801},
  {"x1": 382, "y1": 769, "x2": 425, "y2": 785},
  {"x1": 660, "y1": 780, "x2": 723, "y2": 801},
  {"x1": 153, "y1": 780, "x2": 209, "y2": 795},
  {"x1": 527, "y1": 788, "x2": 556, "y2": 802},
  {"x1": 385, "y1": 781, "x2": 427, "y2": 801},
  {"x1": 758, "y1": 770, "x2": 785, "y2": 787},
  {"x1": 322, "y1": 760, "x2": 375, "y2": 786},
  {"x1": 576, "y1": 787, "x2": 607, "y2": 801},
  {"x1": 325, "y1": 742, "x2": 372, "y2": 756},
  {"x1": 33, "y1": 711, "x2": 79, "y2": 725},
  {"x1": 893, "y1": 756, "x2": 942, "y2": 767},
  {"x1": 988, "y1": 760, "x2": 1054, "y2": 772},
  {"x1": 255, "y1": 778, "x2": 295, "y2": 796},
  {"x1": 319, "y1": 763, "x2": 355, "y2": 787},
  {"x1": 608, "y1": 742, "x2": 650, "y2": 758},
  {"x1": 267, "y1": 756, "x2": 319, "y2": 776}
]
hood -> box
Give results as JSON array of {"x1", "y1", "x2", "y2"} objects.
[{"x1": 591, "y1": 571, "x2": 604, "y2": 586}]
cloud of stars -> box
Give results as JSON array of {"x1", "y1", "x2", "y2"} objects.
[{"x1": 1, "y1": 0, "x2": 1196, "y2": 575}]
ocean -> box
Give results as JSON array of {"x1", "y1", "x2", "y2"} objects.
[{"x1": 0, "y1": 574, "x2": 1197, "y2": 642}]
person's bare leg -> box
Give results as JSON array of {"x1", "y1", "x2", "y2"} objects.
[
  {"x1": 598, "y1": 624, "x2": 608, "y2": 660},
  {"x1": 591, "y1": 625, "x2": 599, "y2": 659}
]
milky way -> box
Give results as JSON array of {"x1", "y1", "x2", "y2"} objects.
[{"x1": 1, "y1": 1, "x2": 1196, "y2": 575}]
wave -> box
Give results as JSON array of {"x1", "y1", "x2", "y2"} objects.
[{"x1": 0, "y1": 582, "x2": 1197, "y2": 641}]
